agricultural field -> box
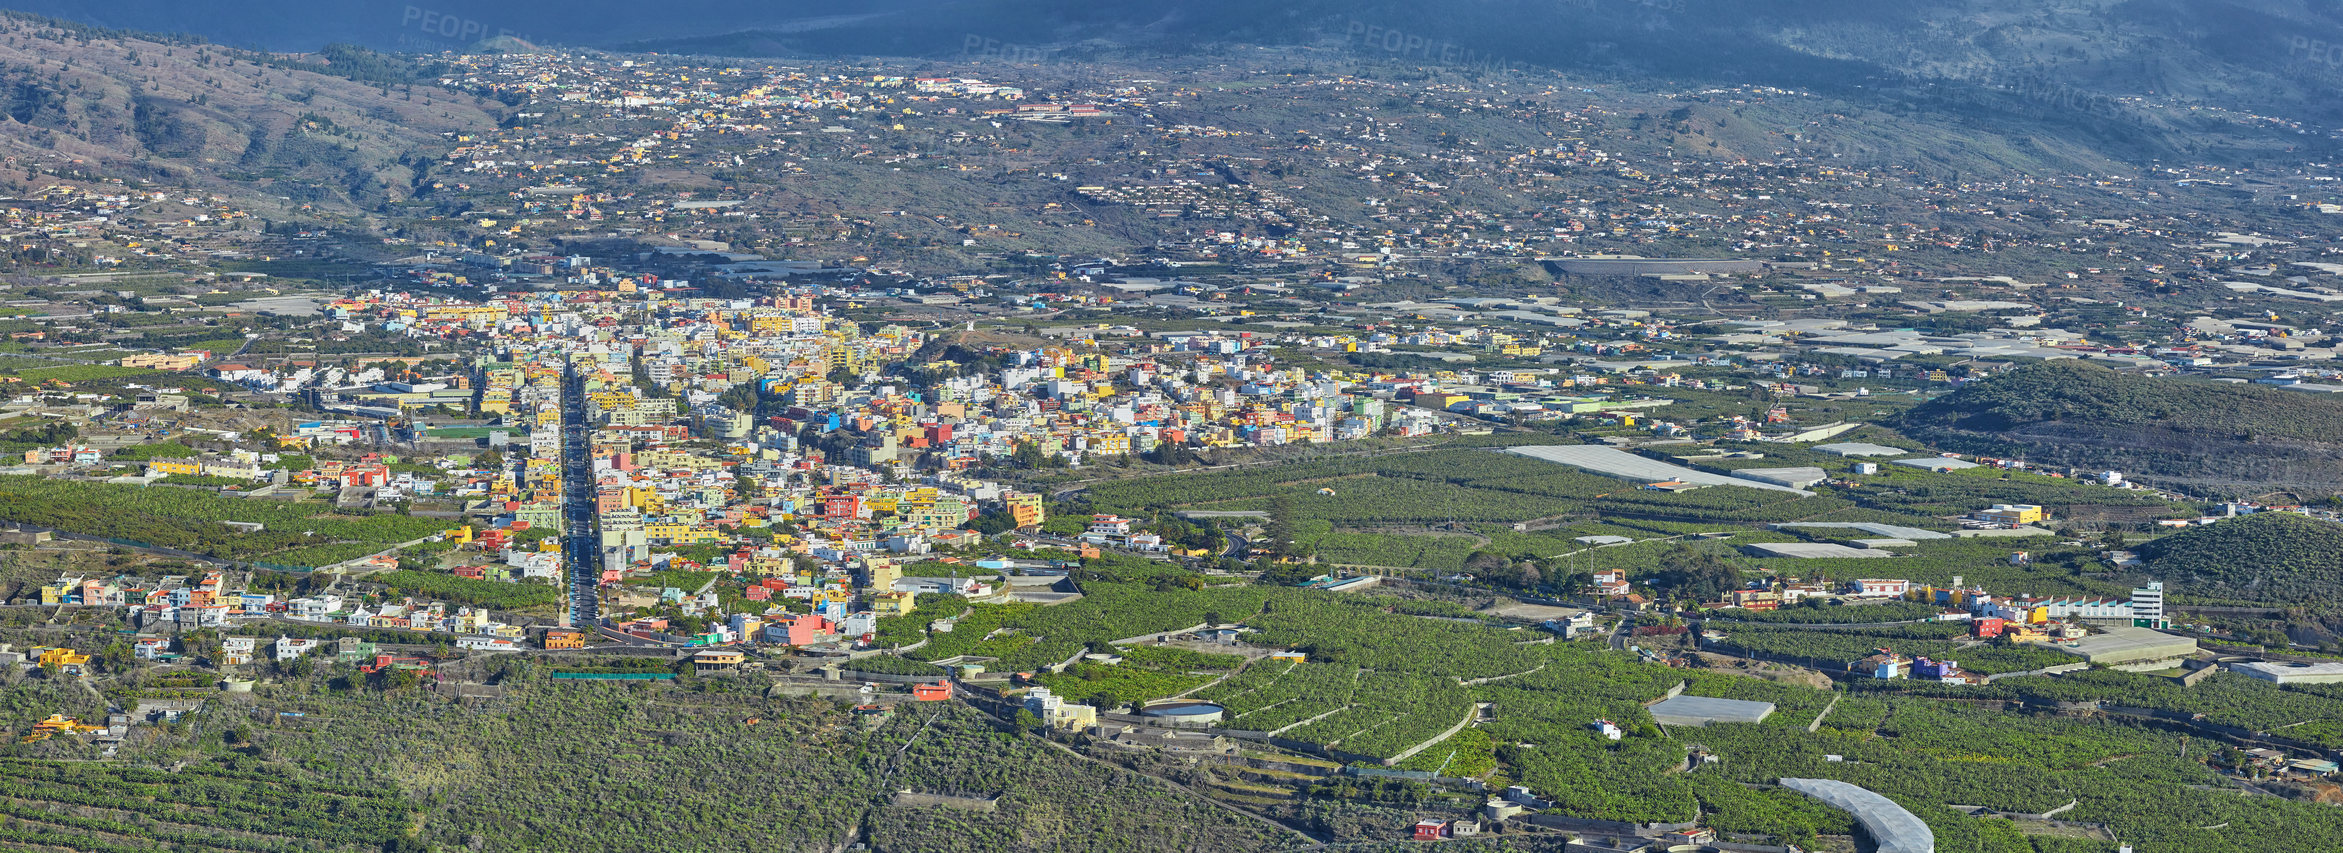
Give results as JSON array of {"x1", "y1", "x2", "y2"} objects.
[
  {"x1": 0, "y1": 477, "x2": 451, "y2": 564},
  {"x1": 0, "y1": 759, "x2": 415, "y2": 852},
  {"x1": 14, "y1": 664, "x2": 1298, "y2": 853},
  {"x1": 1077, "y1": 443, "x2": 2173, "y2": 587},
  {"x1": 368, "y1": 570, "x2": 563, "y2": 611},
  {"x1": 2, "y1": 365, "x2": 159, "y2": 383},
  {"x1": 1705, "y1": 622, "x2": 2078, "y2": 675}
]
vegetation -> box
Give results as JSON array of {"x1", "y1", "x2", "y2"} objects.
[
  {"x1": 1708, "y1": 622, "x2": 2075, "y2": 675},
  {"x1": 1898, "y1": 361, "x2": 2343, "y2": 490},
  {"x1": 2138, "y1": 512, "x2": 2343, "y2": 606},
  {"x1": 837, "y1": 656, "x2": 949, "y2": 677},
  {"x1": 370, "y1": 570, "x2": 560, "y2": 610},
  {"x1": 0, "y1": 477, "x2": 447, "y2": 561},
  {"x1": 139, "y1": 668, "x2": 1297, "y2": 852}
]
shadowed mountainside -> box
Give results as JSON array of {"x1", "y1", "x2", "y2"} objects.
[{"x1": 1897, "y1": 361, "x2": 2343, "y2": 494}]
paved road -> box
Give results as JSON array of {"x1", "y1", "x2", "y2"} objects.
[{"x1": 559, "y1": 369, "x2": 602, "y2": 626}]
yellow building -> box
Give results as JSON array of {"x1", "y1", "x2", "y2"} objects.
[
  {"x1": 865, "y1": 560, "x2": 903, "y2": 592},
  {"x1": 1978, "y1": 504, "x2": 2045, "y2": 525},
  {"x1": 35, "y1": 647, "x2": 88, "y2": 673},
  {"x1": 119, "y1": 352, "x2": 205, "y2": 371},
  {"x1": 145, "y1": 459, "x2": 202, "y2": 477},
  {"x1": 871, "y1": 590, "x2": 917, "y2": 616},
  {"x1": 1006, "y1": 492, "x2": 1045, "y2": 530}
]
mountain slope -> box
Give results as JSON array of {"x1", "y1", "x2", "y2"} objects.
[
  {"x1": 1896, "y1": 361, "x2": 2343, "y2": 493},
  {"x1": 12, "y1": 1, "x2": 2343, "y2": 163},
  {"x1": 2139, "y1": 512, "x2": 2343, "y2": 606},
  {"x1": 0, "y1": 14, "x2": 501, "y2": 213}
]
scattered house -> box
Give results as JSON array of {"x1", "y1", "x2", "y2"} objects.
[
  {"x1": 1849, "y1": 578, "x2": 1913, "y2": 598},
  {"x1": 1593, "y1": 570, "x2": 1631, "y2": 597},
  {"x1": 275, "y1": 636, "x2": 323, "y2": 661},
  {"x1": 692, "y1": 649, "x2": 744, "y2": 671},
  {"x1": 1910, "y1": 657, "x2": 1973, "y2": 684},
  {"x1": 1022, "y1": 686, "x2": 1098, "y2": 730},
  {"x1": 455, "y1": 636, "x2": 520, "y2": 652},
  {"x1": 1851, "y1": 648, "x2": 1907, "y2": 680}
]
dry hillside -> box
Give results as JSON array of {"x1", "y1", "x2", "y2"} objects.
[{"x1": 0, "y1": 15, "x2": 501, "y2": 214}]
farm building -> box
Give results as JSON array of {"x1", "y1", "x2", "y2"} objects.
[
  {"x1": 2228, "y1": 660, "x2": 2343, "y2": 685},
  {"x1": 1648, "y1": 695, "x2": 1775, "y2": 726},
  {"x1": 1780, "y1": 778, "x2": 1934, "y2": 853},
  {"x1": 2044, "y1": 626, "x2": 2198, "y2": 665}
]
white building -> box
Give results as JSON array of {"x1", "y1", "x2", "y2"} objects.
[
  {"x1": 288, "y1": 595, "x2": 343, "y2": 621},
  {"x1": 1022, "y1": 686, "x2": 1098, "y2": 730},
  {"x1": 1849, "y1": 579, "x2": 1912, "y2": 598},
  {"x1": 222, "y1": 637, "x2": 257, "y2": 666},
  {"x1": 274, "y1": 636, "x2": 323, "y2": 660}
]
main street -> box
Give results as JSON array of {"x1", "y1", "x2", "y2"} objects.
[{"x1": 559, "y1": 368, "x2": 601, "y2": 626}]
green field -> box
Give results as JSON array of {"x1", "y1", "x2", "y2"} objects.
[{"x1": 5, "y1": 365, "x2": 160, "y2": 383}]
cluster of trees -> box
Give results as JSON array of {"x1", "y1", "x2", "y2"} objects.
[
  {"x1": 2138, "y1": 511, "x2": 2343, "y2": 607},
  {"x1": 1902, "y1": 361, "x2": 2343, "y2": 443},
  {"x1": 1029, "y1": 660, "x2": 1216, "y2": 710}
]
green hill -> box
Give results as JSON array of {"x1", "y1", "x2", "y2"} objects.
[
  {"x1": 1896, "y1": 361, "x2": 2343, "y2": 494},
  {"x1": 2139, "y1": 512, "x2": 2343, "y2": 606}
]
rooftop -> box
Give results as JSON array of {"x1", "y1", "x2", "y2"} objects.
[
  {"x1": 1648, "y1": 694, "x2": 1776, "y2": 726},
  {"x1": 1779, "y1": 778, "x2": 1934, "y2": 853},
  {"x1": 2048, "y1": 626, "x2": 2199, "y2": 664}
]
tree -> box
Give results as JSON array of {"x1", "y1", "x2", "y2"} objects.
[
  {"x1": 370, "y1": 666, "x2": 421, "y2": 691},
  {"x1": 1013, "y1": 708, "x2": 1043, "y2": 734},
  {"x1": 1653, "y1": 545, "x2": 1741, "y2": 603},
  {"x1": 97, "y1": 641, "x2": 134, "y2": 674},
  {"x1": 1264, "y1": 494, "x2": 1298, "y2": 560}
]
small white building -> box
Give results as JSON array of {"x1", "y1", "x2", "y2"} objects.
[
  {"x1": 274, "y1": 636, "x2": 323, "y2": 661},
  {"x1": 455, "y1": 636, "x2": 520, "y2": 652},
  {"x1": 1849, "y1": 579, "x2": 1913, "y2": 598},
  {"x1": 1023, "y1": 686, "x2": 1099, "y2": 731}
]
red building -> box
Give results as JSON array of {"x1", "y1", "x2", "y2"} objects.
[
  {"x1": 773, "y1": 613, "x2": 835, "y2": 646},
  {"x1": 1972, "y1": 617, "x2": 2006, "y2": 639},
  {"x1": 824, "y1": 494, "x2": 864, "y2": 519}
]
